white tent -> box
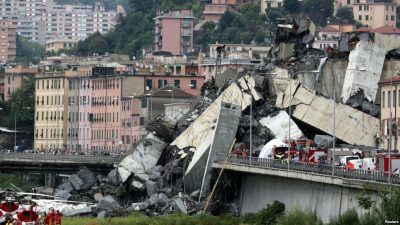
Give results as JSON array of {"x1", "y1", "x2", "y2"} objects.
[{"x1": 258, "y1": 139, "x2": 287, "y2": 159}]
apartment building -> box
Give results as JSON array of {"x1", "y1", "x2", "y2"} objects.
[
  {"x1": 0, "y1": 20, "x2": 16, "y2": 64},
  {"x1": 0, "y1": 0, "x2": 120, "y2": 44},
  {"x1": 313, "y1": 24, "x2": 356, "y2": 50},
  {"x1": 199, "y1": 44, "x2": 269, "y2": 79},
  {"x1": 45, "y1": 39, "x2": 78, "y2": 52},
  {"x1": 154, "y1": 10, "x2": 195, "y2": 56},
  {"x1": 379, "y1": 76, "x2": 400, "y2": 151},
  {"x1": 34, "y1": 71, "x2": 70, "y2": 151},
  {"x1": 204, "y1": 0, "x2": 246, "y2": 23},
  {"x1": 3, "y1": 65, "x2": 38, "y2": 101},
  {"x1": 261, "y1": 0, "x2": 283, "y2": 13},
  {"x1": 34, "y1": 63, "x2": 204, "y2": 153},
  {"x1": 353, "y1": 0, "x2": 397, "y2": 29}
]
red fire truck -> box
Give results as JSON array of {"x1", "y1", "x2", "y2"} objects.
[
  {"x1": 289, "y1": 139, "x2": 327, "y2": 163},
  {"x1": 375, "y1": 153, "x2": 400, "y2": 175}
]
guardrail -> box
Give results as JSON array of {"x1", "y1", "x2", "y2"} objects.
[
  {"x1": 214, "y1": 153, "x2": 400, "y2": 185},
  {"x1": 0, "y1": 153, "x2": 124, "y2": 164}
]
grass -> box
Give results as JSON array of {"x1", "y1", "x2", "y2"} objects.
[{"x1": 62, "y1": 213, "x2": 242, "y2": 225}]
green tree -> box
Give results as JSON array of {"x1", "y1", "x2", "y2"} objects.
[
  {"x1": 336, "y1": 7, "x2": 354, "y2": 23},
  {"x1": 0, "y1": 76, "x2": 35, "y2": 131},
  {"x1": 303, "y1": 0, "x2": 334, "y2": 26},
  {"x1": 283, "y1": 0, "x2": 301, "y2": 14},
  {"x1": 328, "y1": 209, "x2": 360, "y2": 225},
  {"x1": 14, "y1": 35, "x2": 46, "y2": 64},
  {"x1": 241, "y1": 201, "x2": 285, "y2": 225},
  {"x1": 265, "y1": 8, "x2": 284, "y2": 23},
  {"x1": 375, "y1": 188, "x2": 400, "y2": 222}
]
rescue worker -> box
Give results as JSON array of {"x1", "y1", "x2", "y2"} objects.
[{"x1": 55, "y1": 210, "x2": 63, "y2": 225}]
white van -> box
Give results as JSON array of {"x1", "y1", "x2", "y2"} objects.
[{"x1": 340, "y1": 155, "x2": 360, "y2": 166}]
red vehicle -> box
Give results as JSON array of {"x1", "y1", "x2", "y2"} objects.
[
  {"x1": 0, "y1": 200, "x2": 20, "y2": 225},
  {"x1": 13, "y1": 209, "x2": 40, "y2": 225},
  {"x1": 375, "y1": 153, "x2": 400, "y2": 175},
  {"x1": 288, "y1": 139, "x2": 327, "y2": 163}
]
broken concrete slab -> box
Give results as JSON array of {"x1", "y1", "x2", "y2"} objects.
[
  {"x1": 145, "y1": 180, "x2": 159, "y2": 197},
  {"x1": 174, "y1": 198, "x2": 188, "y2": 214},
  {"x1": 341, "y1": 40, "x2": 386, "y2": 103},
  {"x1": 215, "y1": 68, "x2": 238, "y2": 88},
  {"x1": 171, "y1": 74, "x2": 260, "y2": 150},
  {"x1": 77, "y1": 166, "x2": 96, "y2": 191},
  {"x1": 118, "y1": 133, "x2": 166, "y2": 183},
  {"x1": 99, "y1": 195, "x2": 121, "y2": 211},
  {"x1": 57, "y1": 182, "x2": 74, "y2": 193},
  {"x1": 259, "y1": 111, "x2": 303, "y2": 141},
  {"x1": 149, "y1": 193, "x2": 169, "y2": 206},
  {"x1": 184, "y1": 102, "x2": 242, "y2": 196},
  {"x1": 107, "y1": 168, "x2": 122, "y2": 186},
  {"x1": 131, "y1": 180, "x2": 145, "y2": 190},
  {"x1": 64, "y1": 206, "x2": 94, "y2": 217},
  {"x1": 276, "y1": 80, "x2": 380, "y2": 146},
  {"x1": 68, "y1": 174, "x2": 84, "y2": 191},
  {"x1": 53, "y1": 190, "x2": 71, "y2": 200}
]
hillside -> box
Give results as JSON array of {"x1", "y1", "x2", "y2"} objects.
[{"x1": 68, "y1": 0, "x2": 268, "y2": 57}]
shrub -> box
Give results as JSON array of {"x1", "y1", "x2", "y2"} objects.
[
  {"x1": 241, "y1": 201, "x2": 285, "y2": 225},
  {"x1": 275, "y1": 208, "x2": 322, "y2": 225}
]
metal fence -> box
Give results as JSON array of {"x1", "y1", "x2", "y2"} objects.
[
  {"x1": 215, "y1": 153, "x2": 400, "y2": 185},
  {"x1": 0, "y1": 152, "x2": 124, "y2": 164}
]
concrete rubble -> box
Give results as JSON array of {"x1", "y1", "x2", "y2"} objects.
[
  {"x1": 259, "y1": 111, "x2": 303, "y2": 141},
  {"x1": 341, "y1": 40, "x2": 386, "y2": 104},
  {"x1": 44, "y1": 18, "x2": 400, "y2": 218},
  {"x1": 276, "y1": 80, "x2": 380, "y2": 146}
]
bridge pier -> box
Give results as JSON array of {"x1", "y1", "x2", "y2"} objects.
[{"x1": 237, "y1": 173, "x2": 379, "y2": 223}]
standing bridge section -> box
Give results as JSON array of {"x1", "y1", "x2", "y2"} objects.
[
  {"x1": 0, "y1": 153, "x2": 124, "y2": 174},
  {"x1": 212, "y1": 154, "x2": 400, "y2": 223}
]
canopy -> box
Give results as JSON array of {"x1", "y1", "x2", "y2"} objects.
[{"x1": 258, "y1": 139, "x2": 287, "y2": 159}]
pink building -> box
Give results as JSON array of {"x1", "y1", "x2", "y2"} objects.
[
  {"x1": 120, "y1": 97, "x2": 141, "y2": 154},
  {"x1": 4, "y1": 65, "x2": 38, "y2": 101},
  {"x1": 90, "y1": 76, "x2": 122, "y2": 153},
  {"x1": 204, "y1": 0, "x2": 246, "y2": 23},
  {"x1": 154, "y1": 10, "x2": 195, "y2": 55},
  {"x1": 78, "y1": 77, "x2": 92, "y2": 152}
]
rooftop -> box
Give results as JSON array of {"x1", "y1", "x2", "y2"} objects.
[
  {"x1": 378, "y1": 76, "x2": 400, "y2": 85},
  {"x1": 139, "y1": 85, "x2": 194, "y2": 99}
]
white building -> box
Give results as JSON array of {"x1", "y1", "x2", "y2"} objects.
[{"x1": 0, "y1": 0, "x2": 121, "y2": 44}]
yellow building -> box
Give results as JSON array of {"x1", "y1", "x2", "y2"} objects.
[
  {"x1": 353, "y1": 1, "x2": 396, "y2": 29},
  {"x1": 45, "y1": 39, "x2": 78, "y2": 52},
  {"x1": 34, "y1": 70, "x2": 78, "y2": 152},
  {"x1": 379, "y1": 76, "x2": 400, "y2": 151}
]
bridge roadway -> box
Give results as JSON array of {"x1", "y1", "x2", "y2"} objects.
[
  {"x1": 0, "y1": 153, "x2": 124, "y2": 174},
  {"x1": 212, "y1": 153, "x2": 400, "y2": 223},
  {"x1": 212, "y1": 153, "x2": 400, "y2": 188}
]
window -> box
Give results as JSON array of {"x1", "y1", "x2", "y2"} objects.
[
  {"x1": 359, "y1": 15, "x2": 362, "y2": 21},
  {"x1": 140, "y1": 117, "x2": 145, "y2": 125},
  {"x1": 174, "y1": 80, "x2": 180, "y2": 88},
  {"x1": 359, "y1": 5, "x2": 362, "y2": 11},
  {"x1": 388, "y1": 91, "x2": 391, "y2": 108},
  {"x1": 391, "y1": 15, "x2": 395, "y2": 21},
  {"x1": 190, "y1": 80, "x2": 197, "y2": 89},
  {"x1": 394, "y1": 90, "x2": 396, "y2": 107},
  {"x1": 141, "y1": 99, "x2": 148, "y2": 108},
  {"x1": 158, "y1": 79, "x2": 167, "y2": 88},
  {"x1": 347, "y1": 0, "x2": 350, "y2": 4},
  {"x1": 386, "y1": 15, "x2": 388, "y2": 21},
  {"x1": 146, "y1": 79, "x2": 153, "y2": 90},
  {"x1": 383, "y1": 91, "x2": 385, "y2": 108},
  {"x1": 365, "y1": 15, "x2": 369, "y2": 21}
]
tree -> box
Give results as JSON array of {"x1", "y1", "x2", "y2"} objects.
[
  {"x1": 14, "y1": 35, "x2": 46, "y2": 64},
  {"x1": 284, "y1": 0, "x2": 301, "y2": 14},
  {"x1": 0, "y1": 76, "x2": 35, "y2": 130},
  {"x1": 266, "y1": 8, "x2": 284, "y2": 23},
  {"x1": 303, "y1": 0, "x2": 334, "y2": 26},
  {"x1": 336, "y1": 7, "x2": 354, "y2": 23}
]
